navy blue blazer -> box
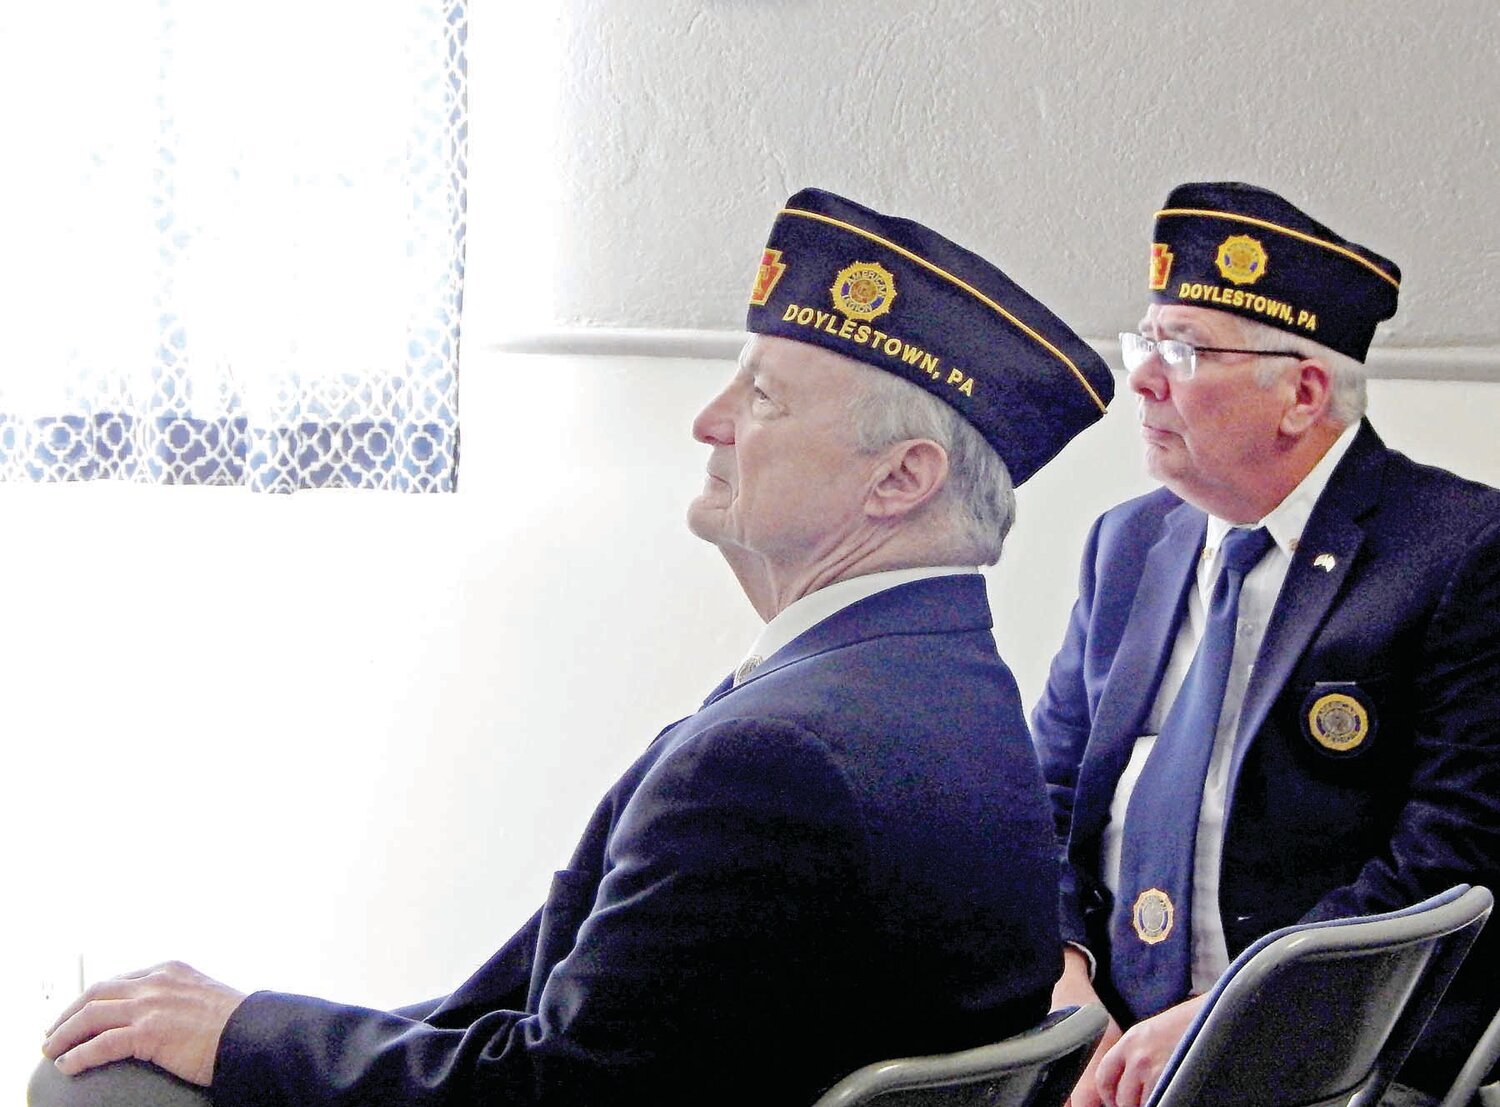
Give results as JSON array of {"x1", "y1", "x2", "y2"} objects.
[
  {"x1": 215, "y1": 574, "x2": 1061, "y2": 1106},
  {"x1": 1032, "y1": 421, "x2": 1500, "y2": 1093}
]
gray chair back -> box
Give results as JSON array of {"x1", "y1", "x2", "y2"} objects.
[
  {"x1": 1438, "y1": 1001, "x2": 1500, "y2": 1107},
  {"x1": 1145, "y1": 884, "x2": 1492, "y2": 1107},
  {"x1": 811, "y1": 1004, "x2": 1109, "y2": 1107}
]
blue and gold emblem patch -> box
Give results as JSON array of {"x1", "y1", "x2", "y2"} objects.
[
  {"x1": 1131, "y1": 888, "x2": 1175, "y2": 945},
  {"x1": 831, "y1": 261, "x2": 897, "y2": 322},
  {"x1": 1215, "y1": 235, "x2": 1269, "y2": 286},
  {"x1": 1300, "y1": 683, "x2": 1377, "y2": 757},
  {"x1": 1149, "y1": 243, "x2": 1174, "y2": 291},
  {"x1": 750, "y1": 248, "x2": 787, "y2": 306}
]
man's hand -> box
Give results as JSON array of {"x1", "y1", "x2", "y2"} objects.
[
  {"x1": 1094, "y1": 993, "x2": 1206, "y2": 1107},
  {"x1": 1051, "y1": 947, "x2": 1122, "y2": 1107},
  {"x1": 41, "y1": 961, "x2": 247, "y2": 1087}
]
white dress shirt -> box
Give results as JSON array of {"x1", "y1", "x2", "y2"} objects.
[
  {"x1": 1101, "y1": 421, "x2": 1360, "y2": 993},
  {"x1": 734, "y1": 565, "x2": 979, "y2": 682}
]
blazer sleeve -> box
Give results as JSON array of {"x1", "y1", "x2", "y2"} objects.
[
  {"x1": 387, "y1": 997, "x2": 447, "y2": 1022},
  {"x1": 211, "y1": 718, "x2": 863, "y2": 1107},
  {"x1": 1031, "y1": 514, "x2": 1107, "y2": 946},
  {"x1": 1299, "y1": 516, "x2": 1500, "y2": 924}
]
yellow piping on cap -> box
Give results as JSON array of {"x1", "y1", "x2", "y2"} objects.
[
  {"x1": 1155, "y1": 208, "x2": 1400, "y2": 290},
  {"x1": 779, "y1": 207, "x2": 1109, "y2": 415}
]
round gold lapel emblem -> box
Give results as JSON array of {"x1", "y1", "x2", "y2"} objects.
[
  {"x1": 1132, "y1": 888, "x2": 1175, "y2": 945},
  {"x1": 1307, "y1": 692, "x2": 1370, "y2": 753}
]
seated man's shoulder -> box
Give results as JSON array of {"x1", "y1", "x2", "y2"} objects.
[
  {"x1": 670, "y1": 645, "x2": 1033, "y2": 807},
  {"x1": 753, "y1": 638, "x2": 1022, "y2": 746},
  {"x1": 1379, "y1": 446, "x2": 1500, "y2": 534},
  {"x1": 1093, "y1": 485, "x2": 1187, "y2": 548}
]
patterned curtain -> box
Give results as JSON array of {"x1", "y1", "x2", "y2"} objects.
[{"x1": 0, "y1": 1, "x2": 466, "y2": 493}]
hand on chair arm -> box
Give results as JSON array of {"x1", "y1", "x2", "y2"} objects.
[
  {"x1": 1052, "y1": 946, "x2": 1122, "y2": 1107},
  {"x1": 1094, "y1": 994, "x2": 1206, "y2": 1107},
  {"x1": 42, "y1": 960, "x2": 246, "y2": 1087}
]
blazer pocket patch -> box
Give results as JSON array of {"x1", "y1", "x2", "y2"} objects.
[{"x1": 1299, "y1": 681, "x2": 1379, "y2": 758}]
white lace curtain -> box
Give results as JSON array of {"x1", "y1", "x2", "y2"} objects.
[{"x1": 0, "y1": 0, "x2": 466, "y2": 492}]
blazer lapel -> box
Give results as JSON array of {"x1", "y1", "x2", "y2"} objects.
[
  {"x1": 1072, "y1": 501, "x2": 1205, "y2": 840},
  {"x1": 1227, "y1": 422, "x2": 1386, "y2": 790}
]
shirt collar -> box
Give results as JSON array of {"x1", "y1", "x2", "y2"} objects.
[
  {"x1": 1205, "y1": 420, "x2": 1361, "y2": 555},
  {"x1": 739, "y1": 565, "x2": 978, "y2": 674}
]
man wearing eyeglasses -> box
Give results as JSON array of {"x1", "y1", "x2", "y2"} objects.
[{"x1": 1035, "y1": 182, "x2": 1500, "y2": 1107}]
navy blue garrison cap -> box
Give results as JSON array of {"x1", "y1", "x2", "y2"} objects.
[
  {"x1": 746, "y1": 188, "x2": 1113, "y2": 486},
  {"x1": 1149, "y1": 182, "x2": 1401, "y2": 362}
]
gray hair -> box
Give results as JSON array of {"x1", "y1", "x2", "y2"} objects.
[
  {"x1": 1235, "y1": 315, "x2": 1367, "y2": 426},
  {"x1": 845, "y1": 366, "x2": 1015, "y2": 566}
]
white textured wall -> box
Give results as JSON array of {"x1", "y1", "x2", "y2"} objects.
[{"x1": 475, "y1": 0, "x2": 1500, "y2": 357}]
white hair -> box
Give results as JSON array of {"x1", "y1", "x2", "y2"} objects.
[
  {"x1": 844, "y1": 366, "x2": 1016, "y2": 566},
  {"x1": 1234, "y1": 315, "x2": 1367, "y2": 426}
]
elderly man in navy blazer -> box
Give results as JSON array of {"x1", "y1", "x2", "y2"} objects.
[
  {"x1": 34, "y1": 188, "x2": 1114, "y2": 1107},
  {"x1": 1037, "y1": 182, "x2": 1500, "y2": 1107}
]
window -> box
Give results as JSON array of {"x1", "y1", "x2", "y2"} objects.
[{"x1": 0, "y1": 1, "x2": 466, "y2": 492}]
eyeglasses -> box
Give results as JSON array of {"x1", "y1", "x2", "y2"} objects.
[{"x1": 1119, "y1": 332, "x2": 1305, "y2": 381}]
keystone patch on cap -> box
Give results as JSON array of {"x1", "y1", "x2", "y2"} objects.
[
  {"x1": 1148, "y1": 181, "x2": 1400, "y2": 362},
  {"x1": 746, "y1": 187, "x2": 1114, "y2": 486}
]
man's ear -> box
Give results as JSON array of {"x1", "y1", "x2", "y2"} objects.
[
  {"x1": 865, "y1": 439, "x2": 949, "y2": 519},
  {"x1": 1281, "y1": 357, "x2": 1333, "y2": 437}
]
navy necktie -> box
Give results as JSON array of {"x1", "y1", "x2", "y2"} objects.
[{"x1": 1109, "y1": 525, "x2": 1275, "y2": 1020}]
